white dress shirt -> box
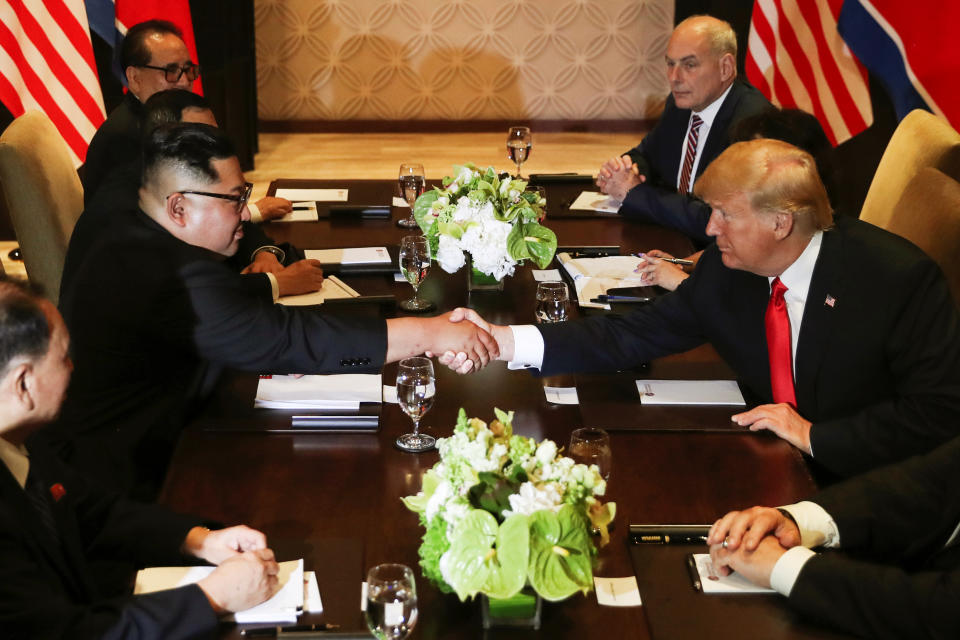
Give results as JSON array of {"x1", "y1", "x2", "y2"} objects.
[
  {"x1": 769, "y1": 500, "x2": 841, "y2": 596},
  {"x1": 674, "y1": 83, "x2": 734, "y2": 191}
]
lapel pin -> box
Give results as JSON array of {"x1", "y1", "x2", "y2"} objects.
[
  {"x1": 49, "y1": 483, "x2": 66, "y2": 502},
  {"x1": 824, "y1": 294, "x2": 836, "y2": 308}
]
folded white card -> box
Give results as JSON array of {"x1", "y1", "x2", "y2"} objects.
[
  {"x1": 636, "y1": 380, "x2": 745, "y2": 406},
  {"x1": 594, "y1": 576, "x2": 642, "y2": 606},
  {"x1": 544, "y1": 386, "x2": 579, "y2": 405},
  {"x1": 693, "y1": 554, "x2": 775, "y2": 594},
  {"x1": 305, "y1": 247, "x2": 392, "y2": 265},
  {"x1": 275, "y1": 188, "x2": 348, "y2": 202},
  {"x1": 392, "y1": 196, "x2": 409, "y2": 207},
  {"x1": 255, "y1": 374, "x2": 382, "y2": 409},
  {"x1": 532, "y1": 269, "x2": 563, "y2": 282},
  {"x1": 570, "y1": 191, "x2": 621, "y2": 213}
]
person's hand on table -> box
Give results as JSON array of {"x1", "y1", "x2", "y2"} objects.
[
  {"x1": 273, "y1": 259, "x2": 325, "y2": 296},
  {"x1": 733, "y1": 403, "x2": 813, "y2": 454},
  {"x1": 197, "y1": 548, "x2": 280, "y2": 614},
  {"x1": 635, "y1": 253, "x2": 689, "y2": 291},
  {"x1": 707, "y1": 506, "x2": 801, "y2": 587},
  {"x1": 254, "y1": 197, "x2": 293, "y2": 221},
  {"x1": 597, "y1": 155, "x2": 643, "y2": 197},
  {"x1": 183, "y1": 524, "x2": 268, "y2": 565},
  {"x1": 433, "y1": 307, "x2": 514, "y2": 373},
  {"x1": 709, "y1": 534, "x2": 789, "y2": 588},
  {"x1": 243, "y1": 250, "x2": 285, "y2": 275}
]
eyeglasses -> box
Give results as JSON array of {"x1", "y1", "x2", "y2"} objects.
[
  {"x1": 176, "y1": 182, "x2": 253, "y2": 213},
  {"x1": 138, "y1": 62, "x2": 201, "y2": 83}
]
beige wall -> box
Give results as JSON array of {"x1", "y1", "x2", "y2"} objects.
[{"x1": 254, "y1": 0, "x2": 674, "y2": 122}]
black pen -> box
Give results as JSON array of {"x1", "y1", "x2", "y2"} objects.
[
  {"x1": 591, "y1": 295, "x2": 652, "y2": 303},
  {"x1": 292, "y1": 205, "x2": 312, "y2": 211},
  {"x1": 242, "y1": 623, "x2": 341, "y2": 637},
  {"x1": 686, "y1": 554, "x2": 702, "y2": 592},
  {"x1": 635, "y1": 252, "x2": 693, "y2": 266}
]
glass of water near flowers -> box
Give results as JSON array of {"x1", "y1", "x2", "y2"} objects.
[{"x1": 364, "y1": 563, "x2": 418, "y2": 640}]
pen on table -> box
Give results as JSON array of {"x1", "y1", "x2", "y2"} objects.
[
  {"x1": 241, "y1": 623, "x2": 341, "y2": 637},
  {"x1": 590, "y1": 295, "x2": 652, "y2": 303},
  {"x1": 292, "y1": 205, "x2": 312, "y2": 211},
  {"x1": 634, "y1": 252, "x2": 694, "y2": 266},
  {"x1": 686, "y1": 554, "x2": 702, "y2": 592},
  {"x1": 327, "y1": 274, "x2": 360, "y2": 298}
]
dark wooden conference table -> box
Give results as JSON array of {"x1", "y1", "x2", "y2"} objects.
[{"x1": 158, "y1": 179, "x2": 836, "y2": 639}]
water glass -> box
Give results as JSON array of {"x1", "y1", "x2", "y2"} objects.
[
  {"x1": 506, "y1": 126, "x2": 532, "y2": 178},
  {"x1": 535, "y1": 281, "x2": 570, "y2": 323},
  {"x1": 395, "y1": 356, "x2": 436, "y2": 452},
  {"x1": 398, "y1": 235, "x2": 434, "y2": 312},
  {"x1": 568, "y1": 427, "x2": 612, "y2": 480},
  {"x1": 397, "y1": 163, "x2": 425, "y2": 228},
  {"x1": 364, "y1": 564, "x2": 418, "y2": 640}
]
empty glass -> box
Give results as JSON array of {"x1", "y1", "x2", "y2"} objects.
[
  {"x1": 395, "y1": 357, "x2": 436, "y2": 452},
  {"x1": 364, "y1": 564, "x2": 418, "y2": 640},
  {"x1": 568, "y1": 427, "x2": 612, "y2": 480},
  {"x1": 535, "y1": 281, "x2": 570, "y2": 323},
  {"x1": 506, "y1": 126, "x2": 532, "y2": 178},
  {"x1": 398, "y1": 235, "x2": 434, "y2": 312},
  {"x1": 397, "y1": 163, "x2": 426, "y2": 228}
]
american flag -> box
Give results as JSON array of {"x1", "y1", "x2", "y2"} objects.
[
  {"x1": 0, "y1": 0, "x2": 106, "y2": 166},
  {"x1": 746, "y1": 0, "x2": 873, "y2": 145}
]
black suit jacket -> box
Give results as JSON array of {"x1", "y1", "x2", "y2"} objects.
[
  {"x1": 788, "y1": 436, "x2": 960, "y2": 639},
  {"x1": 47, "y1": 210, "x2": 388, "y2": 498},
  {"x1": 537, "y1": 217, "x2": 960, "y2": 476},
  {"x1": 83, "y1": 93, "x2": 143, "y2": 207},
  {"x1": 619, "y1": 81, "x2": 771, "y2": 246},
  {"x1": 0, "y1": 443, "x2": 217, "y2": 639}
]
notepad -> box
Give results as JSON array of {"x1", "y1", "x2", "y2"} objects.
[
  {"x1": 274, "y1": 202, "x2": 319, "y2": 222},
  {"x1": 277, "y1": 277, "x2": 357, "y2": 306},
  {"x1": 255, "y1": 374, "x2": 382, "y2": 410},
  {"x1": 569, "y1": 191, "x2": 621, "y2": 213},
  {"x1": 636, "y1": 380, "x2": 745, "y2": 406},
  {"x1": 557, "y1": 252, "x2": 646, "y2": 310},
  {"x1": 135, "y1": 559, "x2": 310, "y2": 623},
  {"x1": 692, "y1": 554, "x2": 775, "y2": 594},
  {"x1": 305, "y1": 247, "x2": 392, "y2": 265},
  {"x1": 275, "y1": 188, "x2": 349, "y2": 202}
]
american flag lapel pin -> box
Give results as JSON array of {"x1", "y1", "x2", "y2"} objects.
[{"x1": 824, "y1": 294, "x2": 836, "y2": 308}]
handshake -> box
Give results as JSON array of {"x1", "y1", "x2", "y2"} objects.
[{"x1": 417, "y1": 308, "x2": 515, "y2": 374}]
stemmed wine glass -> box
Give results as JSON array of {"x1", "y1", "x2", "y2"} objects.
[
  {"x1": 364, "y1": 563, "x2": 418, "y2": 640},
  {"x1": 398, "y1": 235, "x2": 434, "y2": 312},
  {"x1": 397, "y1": 163, "x2": 426, "y2": 228},
  {"x1": 568, "y1": 427, "x2": 612, "y2": 480},
  {"x1": 506, "y1": 126, "x2": 532, "y2": 178},
  {"x1": 395, "y1": 357, "x2": 436, "y2": 452}
]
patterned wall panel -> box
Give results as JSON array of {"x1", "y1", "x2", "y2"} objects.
[{"x1": 255, "y1": 0, "x2": 674, "y2": 121}]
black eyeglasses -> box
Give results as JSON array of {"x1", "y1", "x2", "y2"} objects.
[
  {"x1": 175, "y1": 182, "x2": 253, "y2": 213},
  {"x1": 138, "y1": 62, "x2": 201, "y2": 83}
]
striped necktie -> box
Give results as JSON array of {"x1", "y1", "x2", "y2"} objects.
[{"x1": 678, "y1": 114, "x2": 703, "y2": 194}]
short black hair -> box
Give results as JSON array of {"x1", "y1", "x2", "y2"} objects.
[
  {"x1": 0, "y1": 277, "x2": 49, "y2": 377},
  {"x1": 119, "y1": 19, "x2": 184, "y2": 70},
  {"x1": 142, "y1": 122, "x2": 237, "y2": 188},
  {"x1": 143, "y1": 89, "x2": 212, "y2": 134}
]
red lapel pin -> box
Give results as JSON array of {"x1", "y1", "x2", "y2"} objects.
[{"x1": 49, "y1": 483, "x2": 66, "y2": 502}]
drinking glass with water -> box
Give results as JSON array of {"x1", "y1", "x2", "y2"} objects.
[
  {"x1": 535, "y1": 281, "x2": 570, "y2": 323},
  {"x1": 364, "y1": 564, "x2": 418, "y2": 640}
]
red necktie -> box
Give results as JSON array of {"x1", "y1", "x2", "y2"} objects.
[
  {"x1": 765, "y1": 277, "x2": 797, "y2": 407},
  {"x1": 678, "y1": 114, "x2": 703, "y2": 194}
]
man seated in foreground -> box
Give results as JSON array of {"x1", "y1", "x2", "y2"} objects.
[
  {"x1": 447, "y1": 138, "x2": 960, "y2": 478},
  {"x1": 46, "y1": 123, "x2": 497, "y2": 499},
  {"x1": 596, "y1": 15, "x2": 770, "y2": 246},
  {"x1": 0, "y1": 279, "x2": 279, "y2": 637},
  {"x1": 708, "y1": 436, "x2": 960, "y2": 639}
]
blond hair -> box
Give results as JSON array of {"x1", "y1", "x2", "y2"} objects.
[
  {"x1": 694, "y1": 138, "x2": 833, "y2": 230},
  {"x1": 676, "y1": 15, "x2": 737, "y2": 59}
]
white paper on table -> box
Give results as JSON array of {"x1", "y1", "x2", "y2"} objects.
[
  {"x1": 135, "y1": 560, "x2": 304, "y2": 623},
  {"x1": 305, "y1": 247, "x2": 392, "y2": 265},
  {"x1": 272, "y1": 202, "x2": 319, "y2": 222},
  {"x1": 693, "y1": 554, "x2": 775, "y2": 594},
  {"x1": 569, "y1": 191, "x2": 621, "y2": 213},
  {"x1": 392, "y1": 196, "x2": 409, "y2": 207},
  {"x1": 635, "y1": 380, "x2": 745, "y2": 406},
  {"x1": 382, "y1": 385, "x2": 398, "y2": 404},
  {"x1": 532, "y1": 269, "x2": 563, "y2": 282},
  {"x1": 255, "y1": 374, "x2": 382, "y2": 409},
  {"x1": 594, "y1": 576, "x2": 643, "y2": 606},
  {"x1": 275, "y1": 188, "x2": 348, "y2": 202},
  {"x1": 556, "y1": 253, "x2": 647, "y2": 310},
  {"x1": 394, "y1": 272, "x2": 408, "y2": 282},
  {"x1": 304, "y1": 571, "x2": 323, "y2": 613},
  {"x1": 278, "y1": 278, "x2": 355, "y2": 307},
  {"x1": 544, "y1": 386, "x2": 579, "y2": 405}
]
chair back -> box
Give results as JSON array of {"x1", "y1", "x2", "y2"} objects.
[
  {"x1": 886, "y1": 167, "x2": 960, "y2": 304},
  {"x1": 860, "y1": 109, "x2": 960, "y2": 229},
  {"x1": 0, "y1": 111, "x2": 83, "y2": 304}
]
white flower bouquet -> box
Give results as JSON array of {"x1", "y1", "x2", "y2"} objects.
[
  {"x1": 413, "y1": 164, "x2": 557, "y2": 281},
  {"x1": 402, "y1": 409, "x2": 616, "y2": 603}
]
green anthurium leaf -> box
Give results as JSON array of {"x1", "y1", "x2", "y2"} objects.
[
  {"x1": 413, "y1": 189, "x2": 439, "y2": 232},
  {"x1": 443, "y1": 509, "x2": 499, "y2": 600},
  {"x1": 401, "y1": 469, "x2": 441, "y2": 513},
  {"x1": 514, "y1": 222, "x2": 557, "y2": 269},
  {"x1": 482, "y1": 514, "x2": 529, "y2": 599},
  {"x1": 527, "y1": 505, "x2": 594, "y2": 601}
]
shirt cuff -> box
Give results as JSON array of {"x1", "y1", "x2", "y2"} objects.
[
  {"x1": 507, "y1": 325, "x2": 545, "y2": 370},
  {"x1": 266, "y1": 273, "x2": 279, "y2": 301},
  {"x1": 780, "y1": 501, "x2": 840, "y2": 548},
  {"x1": 248, "y1": 202, "x2": 263, "y2": 223},
  {"x1": 770, "y1": 546, "x2": 817, "y2": 597}
]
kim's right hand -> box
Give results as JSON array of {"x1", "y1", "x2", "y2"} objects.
[
  {"x1": 197, "y1": 548, "x2": 281, "y2": 614},
  {"x1": 274, "y1": 259, "x2": 325, "y2": 296}
]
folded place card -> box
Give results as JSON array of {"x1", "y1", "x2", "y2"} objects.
[
  {"x1": 569, "y1": 191, "x2": 621, "y2": 213},
  {"x1": 255, "y1": 374, "x2": 383, "y2": 409},
  {"x1": 692, "y1": 554, "x2": 775, "y2": 594},
  {"x1": 636, "y1": 380, "x2": 745, "y2": 406},
  {"x1": 393, "y1": 196, "x2": 409, "y2": 207},
  {"x1": 532, "y1": 269, "x2": 563, "y2": 282},
  {"x1": 544, "y1": 386, "x2": 579, "y2": 405},
  {"x1": 594, "y1": 576, "x2": 643, "y2": 606},
  {"x1": 305, "y1": 247, "x2": 392, "y2": 265},
  {"x1": 275, "y1": 188, "x2": 349, "y2": 202}
]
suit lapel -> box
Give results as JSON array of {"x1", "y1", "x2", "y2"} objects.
[
  {"x1": 663, "y1": 98, "x2": 689, "y2": 181},
  {"x1": 795, "y1": 228, "x2": 845, "y2": 415},
  {"x1": 697, "y1": 82, "x2": 743, "y2": 177}
]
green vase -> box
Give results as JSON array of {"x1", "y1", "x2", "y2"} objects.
[
  {"x1": 480, "y1": 589, "x2": 542, "y2": 630},
  {"x1": 467, "y1": 259, "x2": 504, "y2": 292}
]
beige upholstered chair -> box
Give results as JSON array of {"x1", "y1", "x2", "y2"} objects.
[
  {"x1": 0, "y1": 111, "x2": 83, "y2": 304},
  {"x1": 885, "y1": 167, "x2": 960, "y2": 304},
  {"x1": 860, "y1": 109, "x2": 960, "y2": 229}
]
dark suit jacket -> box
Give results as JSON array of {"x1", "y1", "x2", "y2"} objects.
[
  {"x1": 47, "y1": 210, "x2": 387, "y2": 498},
  {"x1": 537, "y1": 217, "x2": 960, "y2": 476},
  {"x1": 0, "y1": 443, "x2": 217, "y2": 639},
  {"x1": 788, "y1": 436, "x2": 960, "y2": 639},
  {"x1": 619, "y1": 81, "x2": 771, "y2": 246},
  {"x1": 83, "y1": 93, "x2": 143, "y2": 207}
]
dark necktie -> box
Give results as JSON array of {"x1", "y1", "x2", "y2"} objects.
[
  {"x1": 766, "y1": 277, "x2": 797, "y2": 407},
  {"x1": 678, "y1": 114, "x2": 703, "y2": 194},
  {"x1": 25, "y1": 468, "x2": 61, "y2": 545}
]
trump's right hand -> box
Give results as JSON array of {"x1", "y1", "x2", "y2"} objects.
[{"x1": 197, "y1": 548, "x2": 280, "y2": 614}]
